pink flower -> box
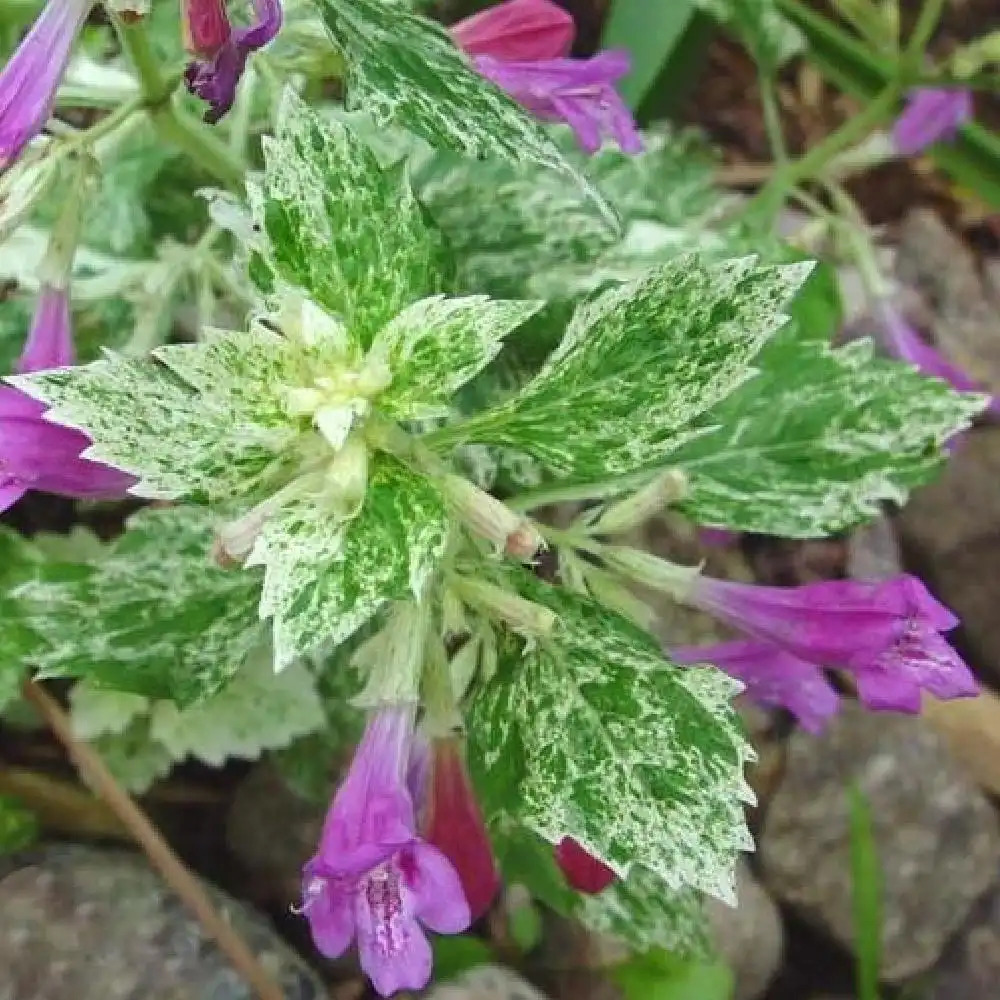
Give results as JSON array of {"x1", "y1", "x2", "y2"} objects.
[
  {"x1": 473, "y1": 50, "x2": 641, "y2": 155},
  {"x1": 687, "y1": 574, "x2": 979, "y2": 714},
  {"x1": 893, "y1": 88, "x2": 972, "y2": 155},
  {"x1": 1, "y1": 287, "x2": 135, "y2": 512},
  {"x1": 673, "y1": 640, "x2": 841, "y2": 733},
  {"x1": 182, "y1": 0, "x2": 232, "y2": 58},
  {"x1": 554, "y1": 837, "x2": 615, "y2": 893},
  {"x1": 451, "y1": 0, "x2": 574, "y2": 61},
  {"x1": 0, "y1": 0, "x2": 92, "y2": 170},
  {"x1": 185, "y1": 0, "x2": 282, "y2": 124},
  {"x1": 875, "y1": 300, "x2": 999, "y2": 416},
  {"x1": 300, "y1": 706, "x2": 471, "y2": 997},
  {"x1": 450, "y1": 1, "x2": 640, "y2": 155},
  {"x1": 422, "y1": 737, "x2": 500, "y2": 922}
]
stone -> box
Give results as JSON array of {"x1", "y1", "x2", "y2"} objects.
[
  {"x1": 706, "y1": 861, "x2": 784, "y2": 1000},
  {"x1": 896, "y1": 427, "x2": 1000, "y2": 685},
  {"x1": 0, "y1": 843, "x2": 325, "y2": 1000},
  {"x1": 226, "y1": 763, "x2": 326, "y2": 906},
  {"x1": 427, "y1": 965, "x2": 553, "y2": 1000},
  {"x1": 923, "y1": 868, "x2": 1000, "y2": 1000},
  {"x1": 895, "y1": 208, "x2": 1000, "y2": 399},
  {"x1": 760, "y1": 704, "x2": 1000, "y2": 982}
]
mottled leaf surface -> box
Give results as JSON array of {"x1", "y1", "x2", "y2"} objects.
[
  {"x1": 312, "y1": 0, "x2": 569, "y2": 169},
  {"x1": 250, "y1": 456, "x2": 449, "y2": 670},
  {"x1": 468, "y1": 574, "x2": 753, "y2": 903},
  {"x1": 374, "y1": 295, "x2": 542, "y2": 419},
  {"x1": 263, "y1": 92, "x2": 449, "y2": 343},
  {"x1": 16, "y1": 507, "x2": 265, "y2": 705},
  {"x1": 431, "y1": 256, "x2": 810, "y2": 486},
  {"x1": 672, "y1": 337, "x2": 987, "y2": 537}
]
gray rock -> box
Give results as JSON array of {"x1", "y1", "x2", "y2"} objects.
[
  {"x1": 706, "y1": 861, "x2": 784, "y2": 1000},
  {"x1": 896, "y1": 427, "x2": 1000, "y2": 685},
  {"x1": 924, "y1": 867, "x2": 1000, "y2": 1000},
  {"x1": 895, "y1": 209, "x2": 1000, "y2": 399},
  {"x1": 760, "y1": 705, "x2": 1000, "y2": 981},
  {"x1": 426, "y1": 965, "x2": 553, "y2": 1000},
  {"x1": 0, "y1": 844, "x2": 324, "y2": 1000}
]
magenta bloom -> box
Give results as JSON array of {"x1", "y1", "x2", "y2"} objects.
[
  {"x1": 893, "y1": 88, "x2": 972, "y2": 155},
  {"x1": 554, "y1": 837, "x2": 615, "y2": 894},
  {"x1": 876, "y1": 301, "x2": 999, "y2": 416},
  {"x1": 451, "y1": 0, "x2": 574, "y2": 61},
  {"x1": 185, "y1": 0, "x2": 282, "y2": 124},
  {"x1": 300, "y1": 706, "x2": 471, "y2": 997},
  {"x1": 422, "y1": 738, "x2": 500, "y2": 923},
  {"x1": 1, "y1": 287, "x2": 135, "y2": 512},
  {"x1": 0, "y1": 0, "x2": 92, "y2": 170},
  {"x1": 474, "y1": 50, "x2": 641, "y2": 154},
  {"x1": 673, "y1": 640, "x2": 840, "y2": 734},
  {"x1": 688, "y1": 573, "x2": 979, "y2": 713},
  {"x1": 182, "y1": 0, "x2": 232, "y2": 58}
]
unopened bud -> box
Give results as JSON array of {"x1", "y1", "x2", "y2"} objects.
[
  {"x1": 588, "y1": 470, "x2": 688, "y2": 535},
  {"x1": 322, "y1": 435, "x2": 368, "y2": 515},
  {"x1": 181, "y1": 0, "x2": 232, "y2": 58},
  {"x1": 452, "y1": 576, "x2": 556, "y2": 637},
  {"x1": 449, "y1": 635, "x2": 481, "y2": 703},
  {"x1": 443, "y1": 474, "x2": 543, "y2": 561},
  {"x1": 602, "y1": 546, "x2": 700, "y2": 601}
]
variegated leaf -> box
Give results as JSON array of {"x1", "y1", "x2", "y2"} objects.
[
  {"x1": 468, "y1": 572, "x2": 754, "y2": 903},
  {"x1": 429, "y1": 256, "x2": 811, "y2": 487},
  {"x1": 250, "y1": 456, "x2": 450, "y2": 670},
  {"x1": 262, "y1": 92, "x2": 450, "y2": 343},
  {"x1": 374, "y1": 295, "x2": 543, "y2": 420}
]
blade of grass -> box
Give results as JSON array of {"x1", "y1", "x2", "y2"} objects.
[{"x1": 849, "y1": 783, "x2": 883, "y2": 1000}]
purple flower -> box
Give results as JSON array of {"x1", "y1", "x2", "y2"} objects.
[
  {"x1": 473, "y1": 49, "x2": 641, "y2": 154},
  {"x1": 687, "y1": 573, "x2": 979, "y2": 713},
  {"x1": 875, "y1": 300, "x2": 999, "y2": 416},
  {"x1": 893, "y1": 88, "x2": 972, "y2": 155},
  {"x1": 673, "y1": 640, "x2": 841, "y2": 733},
  {"x1": 1, "y1": 286, "x2": 135, "y2": 512},
  {"x1": 554, "y1": 836, "x2": 615, "y2": 894},
  {"x1": 300, "y1": 705, "x2": 470, "y2": 997},
  {"x1": 451, "y1": 0, "x2": 574, "y2": 62},
  {"x1": 184, "y1": 0, "x2": 282, "y2": 124},
  {"x1": 0, "y1": 0, "x2": 92, "y2": 170}
]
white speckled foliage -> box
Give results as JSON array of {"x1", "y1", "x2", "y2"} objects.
[{"x1": 468, "y1": 572, "x2": 755, "y2": 904}]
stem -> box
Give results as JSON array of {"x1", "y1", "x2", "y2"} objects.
[
  {"x1": 760, "y1": 76, "x2": 788, "y2": 167},
  {"x1": 23, "y1": 680, "x2": 286, "y2": 1000},
  {"x1": 905, "y1": 0, "x2": 947, "y2": 66},
  {"x1": 111, "y1": 13, "x2": 173, "y2": 106}
]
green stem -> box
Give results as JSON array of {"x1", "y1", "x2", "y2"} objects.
[
  {"x1": 111, "y1": 13, "x2": 173, "y2": 106},
  {"x1": 905, "y1": 0, "x2": 947, "y2": 66},
  {"x1": 760, "y1": 75, "x2": 788, "y2": 167}
]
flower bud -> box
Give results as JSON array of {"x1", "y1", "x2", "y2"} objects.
[
  {"x1": 587, "y1": 470, "x2": 688, "y2": 535},
  {"x1": 451, "y1": 576, "x2": 556, "y2": 638},
  {"x1": 182, "y1": 0, "x2": 232, "y2": 58},
  {"x1": 554, "y1": 837, "x2": 615, "y2": 894},
  {"x1": 602, "y1": 546, "x2": 701, "y2": 601},
  {"x1": 443, "y1": 474, "x2": 543, "y2": 561},
  {"x1": 451, "y1": 0, "x2": 575, "y2": 61}
]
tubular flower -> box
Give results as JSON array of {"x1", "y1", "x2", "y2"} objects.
[
  {"x1": 182, "y1": 0, "x2": 232, "y2": 58},
  {"x1": 451, "y1": 0, "x2": 574, "y2": 61},
  {"x1": 422, "y1": 737, "x2": 500, "y2": 922},
  {"x1": 0, "y1": 0, "x2": 93, "y2": 170},
  {"x1": 0, "y1": 287, "x2": 135, "y2": 512},
  {"x1": 893, "y1": 88, "x2": 972, "y2": 155},
  {"x1": 450, "y1": 1, "x2": 640, "y2": 155},
  {"x1": 554, "y1": 837, "x2": 615, "y2": 894},
  {"x1": 673, "y1": 640, "x2": 841, "y2": 734},
  {"x1": 687, "y1": 573, "x2": 979, "y2": 714},
  {"x1": 300, "y1": 706, "x2": 471, "y2": 997},
  {"x1": 184, "y1": 0, "x2": 282, "y2": 124},
  {"x1": 875, "y1": 301, "x2": 999, "y2": 416}
]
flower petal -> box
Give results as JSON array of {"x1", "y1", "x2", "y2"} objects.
[
  {"x1": 451, "y1": 0, "x2": 574, "y2": 61},
  {"x1": 407, "y1": 842, "x2": 472, "y2": 934},
  {"x1": 0, "y1": 480, "x2": 27, "y2": 513},
  {"x1": 302, "y1": 875, "x2": 356, "y2": 958}
]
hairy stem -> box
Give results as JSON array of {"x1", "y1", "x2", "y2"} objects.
[{"x1": 22, "y1": 680, "x2": 286, "y2": 1000}]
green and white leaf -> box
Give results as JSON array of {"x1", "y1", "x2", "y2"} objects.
[
  {"x1": 262, "y1": 92, "x2": 449, "y2": 343},
  {"x1": 70, "y1": 683, "x2": 150, "y2": 740},
  {"x1": 672, "y1": 337, "x2": 988, "y2": 537},
  {"x1": 90, "y1": 719, "x2": 176, "y2": 794},
  {"x1": 468, "y1": 573, "x2": 753, "y2": 903},
  {"x1": 431, "y1": 256, "x2": 811, "y2": 487},
  {"x1": 312, "y1": 0, "x2": 574, "y2": 171},
  {"x1": 578, "y1": 865, "x2": 710, "y2": 955},
  {"x1": 373, "y1": 295, "x2": 543, "y2": 420},
  {"x1": 250, "y1": 456, "x2": 450, "y2": 670},
  {"x1": 149, "y1": 650, "x2": 324, "y2": 765},
  {"x1": 10, "y1": 326, "x2": 308, "y2": 503},
  {"x1": 17, "y1": 507, "x2": 265, "y2": 705}
]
